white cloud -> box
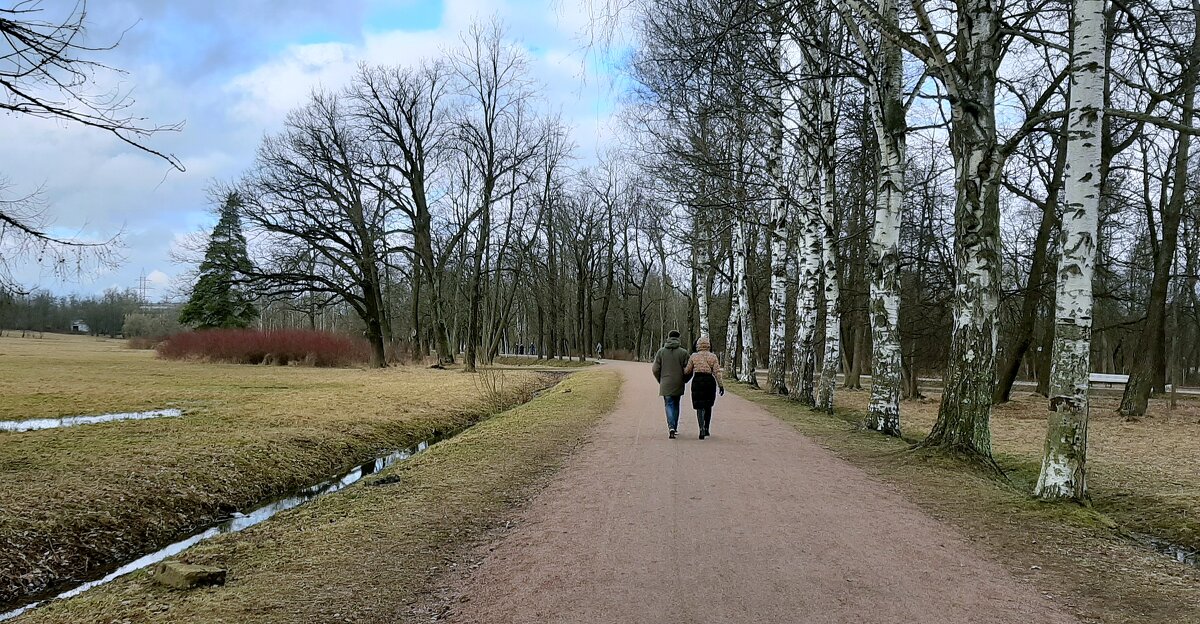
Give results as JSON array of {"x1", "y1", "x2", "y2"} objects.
[{"x1": 146, "y1": 270, "x2": 171, "y2": 285}]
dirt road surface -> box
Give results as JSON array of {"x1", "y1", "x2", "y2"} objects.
[{"x1": 450, "y1": 361, "x2": 1075, "y2": 624}]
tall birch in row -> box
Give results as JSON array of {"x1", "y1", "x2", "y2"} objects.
[
  {"x1": 766, "y1": 21, "x2": 792, "y2": 395},
  {"x1": 695, "y1": 214, "x2": 713, "y2": 339},
  {"x1": 924, "y1": 0, "x2": 1004, "y2": 458},
  {"x1": 838, "y1": 0, "x2": 906, "y2": 435},
  {"x1": 815, "y1": 65, "x2": 842, "y2": 413},
  {"x1": 725, "y1": 248, "x2": 742, "y2": 375},
  {"x1": 844, "y1": 0, "x2": 1005, "y2": 458},
  {"x1": 733, "y1": 217, "x2": 758, "y2": 384},
  {"x1": 1035, "y1": 0, "x2": 1106, "y2": 501},
  {"x1": 790, "y1": 65, "x2": 824, "y2": 406}
]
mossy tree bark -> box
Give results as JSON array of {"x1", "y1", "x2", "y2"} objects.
[{"x1": 1035, "y1": 0, "x2": 1105, "y2": 501}]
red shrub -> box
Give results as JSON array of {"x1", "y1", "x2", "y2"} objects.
[{"x1": 157, "y1": 329, "x2": 371, "y2": 367}]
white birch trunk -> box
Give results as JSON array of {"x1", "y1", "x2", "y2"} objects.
[
  {"x1": 924, "y1": 0, "x2": 1002, "y2": 458},
  {"x1": 865, "y1": 0, "x2": 905, "y2": 436},
  {"x1": 697, "y1": 227, "x2": 712, "y2": 340},
  {"x1": 725, "y1": 251, "x2": 741, "y2": 379},
  {"x1": 737, "y1": 219, "x2": 758, "y2": 386},
  {"x1": 816, "y1": 73, "x2": 841, "y2": 414},
  {"x1": 766, "y1": 31, "x2": 790, "y2": 395},
  {"x1": 1035, "y1": 0, "x2": 1104, "y2": 501},
  {"x1": 790, "y1": 82, "x2": 823, "y2": 406}
]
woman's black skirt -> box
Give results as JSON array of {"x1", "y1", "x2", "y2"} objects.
[{"x1": 691, "y1": 372, "x2": 717, "y2": 409}]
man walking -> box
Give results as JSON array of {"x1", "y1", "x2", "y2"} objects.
[{"x1": 652, "y1": 330, "x2": 690, "y2": 439}]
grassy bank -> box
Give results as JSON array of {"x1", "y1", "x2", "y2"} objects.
[
  {"x1": 0, "y1": 334, "x2": 550, "y2": 607},
  {"x1": 732, "y1": 384, "x2": 1200, "y2": 624},
  {"x1": 17, "y1": 368, "x2": 620, "y2": 623},
  {"x1": 491, "y1": 355, "x2": 595, "y2": 368}
]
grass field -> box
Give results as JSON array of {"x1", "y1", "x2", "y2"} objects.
[
  {"x1": 734, "y1": 384, "x2": 1200, "y2": 624},
  {"x1": 894, "y1": 389, "x2": 1200, "y2": 552},
  {"x1": 16, "y1": 368, "x2": 621, "y2": 623},
  {"x1": 0, "y1": 333, "x2": 552, "y2": 608}
]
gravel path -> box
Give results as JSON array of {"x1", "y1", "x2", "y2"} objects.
[{"x1": 451, "y1": 361, "x2": 1076, "y2": 624}]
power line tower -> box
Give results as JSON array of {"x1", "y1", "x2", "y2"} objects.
[{"x1": 138, "y1": 269, "x2": 149, "y2": 305}]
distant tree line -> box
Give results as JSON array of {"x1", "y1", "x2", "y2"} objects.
[{"x1": 0, "y1": 289, "x2": 181, "y2": 337}]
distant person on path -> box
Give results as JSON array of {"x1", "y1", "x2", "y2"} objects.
[
  {"x1": 684, "y1": 335, "x2": 724, "y2": 439},
  {"x1": 652, "y1": 330, "x2": 690, "y2": 439},
  {"x1": 595, "y1": 342, "x2": 603, "y2": 362}
]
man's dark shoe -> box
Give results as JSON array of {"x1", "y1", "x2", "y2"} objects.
[{"x1": 668, "y1": 429, "x2": 676, "y2": 439}]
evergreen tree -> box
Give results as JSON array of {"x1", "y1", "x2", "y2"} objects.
[{"x1": 179, "y1": 193, "x2": 258, "y2": 329}]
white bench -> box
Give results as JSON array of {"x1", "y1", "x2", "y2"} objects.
[
  {"x1": 1089, "y1": 373, "x2": 1129, "y2": 386},
  {"x1": 1085, "y1": 373, "x2": 1174, "y2": 392}
]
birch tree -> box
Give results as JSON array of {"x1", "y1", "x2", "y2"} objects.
[
  {"x1": 842, "y1": 0, "x2": 1005, "y2": 458},
  {"x1": 1035, "y1": 0, "x2": 1105, "y2": 501},
  {"x1": 838, "y1": 0, "x2": 907, "y2": 434},
  {"x1": 815, "y1": 51, "x2": 843, "y2": 414},
  {"x1": 695, "y1": 217, "x2": 714, "y2": 339},
  {"x1": 766, "y1": 22, "x2": 791, "y2": 395},
  {"x1": 790, "y1": 75, "x2": 824, "y2": 407},
  {"x1": 734, "y1": 217, "x2": 758, "y2": 385}
]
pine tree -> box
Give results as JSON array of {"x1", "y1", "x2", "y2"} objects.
[{"x1": 179, "y1": 193, "x2": 258, "y2": 329}]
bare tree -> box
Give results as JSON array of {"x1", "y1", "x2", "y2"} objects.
[
  {"x1": 1, "y1": 1, "x2": 181, "y2": 293},
  {"x1": 238, "y1": 92, "x2": 396, "y2": 367},
  {"x1": 451, "y1": 21, "x2": 542, "y2": 372},
  {"x1": 349, "y1": 61, "x2": 459, "y2": 364}
]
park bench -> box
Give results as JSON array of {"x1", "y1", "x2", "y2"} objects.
[
  {"x1": 1089, "y1": 373, "x2": 1129, "y2": 387},
  {"x1": 1086, "y1": 373, "x2": 1173, "y2": 392}
]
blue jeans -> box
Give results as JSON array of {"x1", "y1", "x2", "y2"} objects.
[{"x1": 664, "y1": 396, "x2": 681, "y2": 431}]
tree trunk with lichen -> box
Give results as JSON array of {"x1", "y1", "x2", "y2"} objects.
[
  {"x1": 1035, "y1": 0, "x2": 1104, "y2": 501},
  {"x1": 923, "y1": 0, "x2": 1003, "y2": 459},
  {"x1": 790, "y1": 79, "x2": 822, "y2": 406},
  {"x1": 816, "y1": 71, "x2": 841, "y2": 414},
  {"x1": 864, "y1": 0, "x2": 905, "y2": 435},
  {"x1": 736, "y1": 219, "x2": 758, "y2": 386},
  {"x1": 766, "y1": 30, "x2": 790, "y2": 395}
]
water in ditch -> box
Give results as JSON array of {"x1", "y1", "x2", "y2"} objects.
[
  {"x1": 0, "y1": 438, "x2": 435, "y2": 621},
  {"x1": 0, "y1": 409, "x2": 183, "y2": 433}
]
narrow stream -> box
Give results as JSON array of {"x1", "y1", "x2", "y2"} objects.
[
  {"x1": 1134, "y1": 533, "x2": 1199, "y2": 568},
  {"x1": 0, "y1": 409, "x2": 183, "y2": 432},
  {"x1": 0, "y1": 438, "x2": 437, "y2": 621}
]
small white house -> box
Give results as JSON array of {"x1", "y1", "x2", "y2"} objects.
[{"x1": 70, "y1": 320, "x2": 90, "y2": 334}]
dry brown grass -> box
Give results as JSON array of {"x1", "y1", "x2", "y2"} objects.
[
  {"x1": 0, "y1": 333, "x2": 549, "y2": 608},
  {"x1": 855, "y1": 388, "x2": 1200, "y2": 552},
  {"x1": 16, "y1": 369, "x2": 621, "y2": 624},
  {"x1": 733, "y1": 383, "x2": 1200, "y2": 624}
]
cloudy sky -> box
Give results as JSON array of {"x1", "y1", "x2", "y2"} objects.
[{"x1": 1, "y1": 0, "x2": 627, "y2": 298}]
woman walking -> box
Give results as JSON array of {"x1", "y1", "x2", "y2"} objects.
[{"x1": 684, "y1": 335, "x2": 724, "y2": 439}]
